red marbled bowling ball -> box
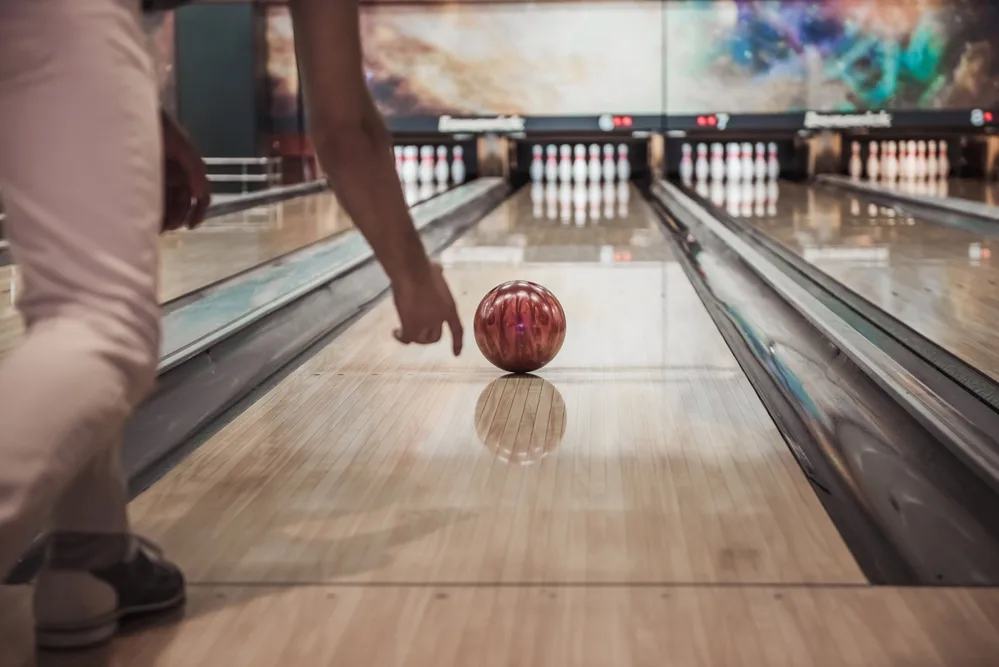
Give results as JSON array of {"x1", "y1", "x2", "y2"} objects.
[{"x1": 473, "y1": 280, "x2": 566, "y2": 374}]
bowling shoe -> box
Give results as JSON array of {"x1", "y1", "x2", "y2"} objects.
[{"x1": 33, "y1": 532, "x2": 185, "y2": 650}]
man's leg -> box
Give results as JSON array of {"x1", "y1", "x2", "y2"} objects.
[{"x1": 0, "y1": 0, "x2": 182, "y2": 649}]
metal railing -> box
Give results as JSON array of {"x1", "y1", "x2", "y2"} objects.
[{"x1": 204, "y1": 157, "x2": 283, "y2": 197}]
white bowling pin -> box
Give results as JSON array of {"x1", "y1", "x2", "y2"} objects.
[
  {"x1": 866, "y1": 141, "x2": 880, "y2": 180},
  {"x1": 848, "y1": 141, "x2": 863, "y2": 179},
  {"x1": 616, "y1": 144, "x2": 631, "y2": 181},
  {"x1": 558, "y1": 144, "x2": 572, "y2": 182},
  {"x1": 926, "y1": 140, "x2": 938, "y2": 180},
  {"x1": 938, "y1": 140, "x2": 949, "y2": 179},
  {"x1": 679, "y1": 143, "x2": 694, "y2": 182},
  {"x1": 588, "y1": 144, "x2": 602, "y2": 182},
  {"x1": 766, "y1": 142, "x2": 780, "y2": 180},
  {"x1": 602, "y1": 144, "x2": 616, "y2": 181},
  {"x1": 435, "y1": 146, "x2": 450, "y2": 185},
  {"x1": 451, "y1": 145, "x2": 465, "y2": 184},
  {"x1": 404, "y1": 181, "x2": 419, "y2": 206},
  {"x1": 544, "y1": 145, "x2": 558, "y2": 182},
  {"x1": 916, "y1": 140, "x2": 927, "y2": 179},
  {"x1": 885, "y1": 141, "x2": 898, "y2": 181},
  {"x1": 419, "y1": 145, "x2": 435, "y2": 183},
  {"x1": 726, "y1": 142, "x2": 742, "y2": 181},
  {"x1": 572, "y1": 144, "x2": 588, "y2": 184},
  {"x1": 754, "y1": 142, "x2": 767, "y2": 181},
  {"x1": 402, "y1": 145, "x2": 418, "y2": 183},
  {"x1": 741, "y1": 142, "x2": 754, "y2": 181},
  {"x1": 529, "y1": 144, "x2": 544, "y2": 182},
  {"x1": 710, "y1": 143, "x2": 726, "y2": 181},
  {"x1": 906, "y1": 140, "x2": 917, "y2": 179},
  {"x1": 394, "y1": 146, "x2": 403, "y2": 181},
  {"x1": 695, "y1": 143, "x2": 710, "y2": 181}
]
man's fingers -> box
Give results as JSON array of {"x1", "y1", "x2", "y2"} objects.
[{"x1": 447, "y1": 307, "x2": 464, "y2": 356}]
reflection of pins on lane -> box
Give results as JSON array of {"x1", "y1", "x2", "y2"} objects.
[
  {"x1": 531, "y1": 182, "x2": 543, "y2": 218},
  {"x1": 725, "y1": 180, "x2": 741, "y2": 217},
  {"x1": 544, "y1": 182, "x2": 558, "y2": 220},
  {"x1": 545, "y1": 144, "x2": 558, "y2": 182},
  {"x1": 529, "y1": 144, "x2": 544, "y2": 183},
  {"x1": 695, "y1": 143, "x2": 709, "y2": 181},
  {"x1": 766, "y1": 141, "x2": 780, "y2": 180},
  {"x1": 710, "y1": 179, "x2": 725, "y2": 208},
  {"x1": 558, "y1": 182, "x2": 572, "y2": 223},
  {"x1": 572, "y1": 183, "x2": 587, "y2": 226},
  {"x1": 558, "y1": 144, "x2": 572, "y2": 182},
  {"x1": 766, "y1": 180, "x2": 779, "y2": 216},
  {"x1": 926, "y1": 140, "x2": 938, "y2": 181},
  {"x1": 588, "y1": 144, "x2": 602, "y2": 182},
  {"x1": 418, "y1": 181, "x2": 434, "y2": 202},
  {"x1": 435, "y1": 182, "x2": 447, "y2": 195},
  {"x1": 404, "y1": 181, "x2": 419, "y2": 206},
  {"x1": 849, "y1": 197, "x2": 860, "y2": 216},
  {"x1": 616, "y1": 181, "x2": 630, "y2": 217},
  {"x1": 588, "y1": 182, "x2": 602, "y2": 221},
  {"x1": 740, "y1": 180, "x2": 753, "y2": 216},
  {"x1": 696, "y1": 179, "x2": 710, "y2": 201},
  {"x1": 602, "y1": 144, "x2": 616, "y2": 181},
  {"x1": 394, "y1": 146, "x2": 403, "y2": 181},
  {"x1": 602, "y1": 181, "x2": 616, "y2": 219},
  {"x1": 753, "y1": 180, "x2": 766, "y2": 216},
  {"x1": 435, "y1": 145, "x2": 450, "y2": 185},
  {"x1": 451, "y1": 145, "x2": 465, "y2": 184},
  {"x1": 572, "y1": 144, "x2": 588, "y2": 184}
]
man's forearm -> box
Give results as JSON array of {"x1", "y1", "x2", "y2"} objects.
[{"x1": 288, "y1": 0, "x2": 432, "y2": 286}]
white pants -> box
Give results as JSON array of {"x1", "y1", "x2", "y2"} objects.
[{"x1": 0, "y1": 0, "x2": 162, "y2": 575}]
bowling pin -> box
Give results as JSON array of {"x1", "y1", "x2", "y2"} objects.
[
  {"x1": 938, "y1": 140, "x2": 950, "y2": 179},
  {"x1": 588, "y1": 144, "x2": 602, "y2": 182},
  {"x1": 848, "y1": 141, "x2": 863, "y2": 179},
  {"x1": 529, "y1": 144, "x2": 544, "y2": 183},
  {"x1": 435, "y1": 146, "x2": 450, "y2": 185},
  {"x1": 394, "y1": 146, "x2": 403, "y2": 181},
  {"x1": 402, "y1": 145, "x2": 419, "y2": 183},
  {"x1": 916, "y1": 140, "x2": 927, "y2": 179},
  {"x1": 741, "y1": 142, "x2": 754, "y2": 181},
  {"x1": 897, "y1": 141, "x2": 909, "y2": 180},
  {"x1": 710, "y1": 143, "x2": 726, "y2": 181},
  {"x1": 572, "y1": 144, "x2": 588, "y2": 184},
  {"x1": 766, "y1": 142, "x2": 780, "y2": 180},
  {"x1": 695, "y1": 143, "x2": 710, "y2": 181},
  {"x1": 419, "y1": 145, "x2": 435, "y2": 183},
  {"x1": 558, "y1": 144, "x2": 572, "y2": 182},
  {"x1": 602, "y1": 144, "x2": 616, "y2": 182},
  {"x1": 726, "y1": 142, "x2": 742, "y2": 181},
  {"x1": 451, "y1": 145, "x2": 465, "y2": 184},
  {"x1": 866, "y1": 141, "x2": 880, "y2": 181},
  {"x1": 616, "y1": 144, "x2": 631, "y2": 181},
  {"x1": 754, "y1": 142, "x2": 767, "y2": 181},
  {"x1": 906, "y1": 140, "x2": 917, "y2": 179},
  {"x1": 885, "y1": 141, "x2": 898, "y2": 181},
  {"x1": 544, "y1": 144, "x2": 558, "y2": 182},
  {"x1": 926, "y1": 140, "x2": 938, "y2": 181},
  {"x1": 679, "y1": 143, "x2": 694, "y2": 182}
]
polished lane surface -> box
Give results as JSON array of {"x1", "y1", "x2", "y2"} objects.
[
  {"x1": 696, "y1": 179, "x2": 999, "y2": 384},
  {"x1": 14, "y1": 183, "x2": 912, "y2": 666}
]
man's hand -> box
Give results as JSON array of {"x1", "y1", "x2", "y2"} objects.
[
  {"x1": 392, "y1": 263, "x2": 463, "y2": 356},
  {"x1": 161, "y1": 109, "x2": 210, "y2": 232}
]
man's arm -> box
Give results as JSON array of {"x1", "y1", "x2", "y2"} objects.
[{"x1": 287, "y1": 0, "x2": 432, "y2": 287}]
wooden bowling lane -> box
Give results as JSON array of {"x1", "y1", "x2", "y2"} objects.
[
  {"x1": 724, "y1": 179, "x2": 999, "y2": 385},
  {"x1": 0, "y1": 191, "x2": 351, "y2": 361},
  {"x1": 75, "y1": 183, "x2": 959, "y2": 664},
  {"x1": 914, "y1": 178, "x2": 999, "y2": 207}
]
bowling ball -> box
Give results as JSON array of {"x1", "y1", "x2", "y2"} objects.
[{"x1": 473, "y1": 280, "x2": 566, "y2": 374}]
